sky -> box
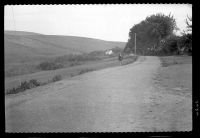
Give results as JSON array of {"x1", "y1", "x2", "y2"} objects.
[{"x1": 4, "y1": 4, "x2": 192, "y2": 42}]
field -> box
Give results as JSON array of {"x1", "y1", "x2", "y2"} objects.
[
  {"x1": 5, "y1": 55, "x2": 137, "y2": 94},
  {"x1": 155, "y1": 55, "x2": 192, "y2": 97},
  {"x1": 4, "y1": 31, "x2": 125, "y2": 61}
]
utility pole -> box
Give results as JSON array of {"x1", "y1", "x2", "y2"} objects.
[{"x1": 135, "y1": 33, "x2": 137, "y2": 55}]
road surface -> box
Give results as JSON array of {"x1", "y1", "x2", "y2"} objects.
[{"x1": 5, "y1": 56, "x2": 192, "y2": 132}]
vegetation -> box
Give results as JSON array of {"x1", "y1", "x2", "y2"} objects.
[
  {"x1": 79, "y1": 69, "x2": 95, "y2": 75},
  {"x1": 6, "y1": 75, "x2": 63, "y2": 95},
  {"x1": 54, "y1": 53, "x2": 100, "y2": 63},
  {"x1": 177, "y1": 33, "x2": 192, "y2": 55},
  {"x1": 5, "y1": 63, "x2": 40, "y2": 77},
  {"x1": 37, "y1": 53, "x2": 101, "y2": 71},
  {"x1": 111, "y1": 47, "x2": 123, "y2": 54},
  {"x1": 124, "y1": 13, "x2": 192, "y2": 56},
  {"x1": 177, "y1": 16, "x2": 192, "y2": 55},
  {"x1": 5, "y1": 52, "x2": 102, "y2": 77},
  {"x1": 51, "y1": 75, "x2": 62, "y2": 82},
  {"x1": 124, "y1": 13, "x2": 177, "y2": 55},
  {"x1": 5, "y1": 55, "x2": 138, "y2": 95},
  {"x1": 37, "y1": 61, "x2": 64, "y2": 70},
  {"x1": 122, "y1": 56, "x2": 138, "y2": 65},
  {"x1": 36, "y1": 47, "x2": 124, "y2": 71},
  {"x1": 6, "y1": 79, "x2": 41, "y2": 94},
  {"x1": 5, "y1": 30, "x2": 125, "y2": 78}
]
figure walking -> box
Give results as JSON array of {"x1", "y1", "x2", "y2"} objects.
[{"x1": 118, "y1": 53, "x2": 123, "y2": 65}]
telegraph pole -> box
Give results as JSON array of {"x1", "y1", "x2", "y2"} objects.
[{"x1": 135, "y1": 33, "x2": 137, "y2": 55}]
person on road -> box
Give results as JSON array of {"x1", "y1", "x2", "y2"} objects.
[{"x1": 118, "y1": 53, "x2": 123, "y2": 65}]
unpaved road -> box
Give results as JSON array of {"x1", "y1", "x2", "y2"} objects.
[{"x1": 5, "y1": 56, "x2": 192, "y2": 132}]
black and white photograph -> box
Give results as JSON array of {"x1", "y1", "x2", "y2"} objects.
[{"x1": 4, "y1": 4, "x2": 192, "y2": 132}]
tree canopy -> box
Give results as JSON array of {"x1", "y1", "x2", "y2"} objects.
[{"x1": 124, "y1": 13, "x2": 177, "y2": 55}]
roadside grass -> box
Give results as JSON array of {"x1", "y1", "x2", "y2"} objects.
[
  {"x1": 159, "y1": 55, "x2": 192, "y2": 67},
  {"x1": 5, "y1": 55, "x2": 138, "y2": 95},
  {"x1": 156, "y1": 55, "x2": 192, "y2": 97}
]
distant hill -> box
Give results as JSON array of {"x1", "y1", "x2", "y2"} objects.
[
  {"x1": 4, "y1": 30, "x2": 126, "y2": 63},
  {"x1": 4, "y1": 30, "x2": 44, "y2": 36}
]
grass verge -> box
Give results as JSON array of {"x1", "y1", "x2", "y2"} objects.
[
  {"x1": 156, "y1": 56, "x2": 192, "y2": 97},
  {"x1": 159, "y1": 55, "x2": 192, "y2": 67}
]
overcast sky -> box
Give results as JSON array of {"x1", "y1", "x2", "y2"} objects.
[{"x1": 4, "y1": 4, "x2": 192, "y2": 42}]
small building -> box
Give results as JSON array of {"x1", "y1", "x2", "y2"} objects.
[
  {"x1": 129, "y1": 53, "x2": 135, "y2": 56},
  {"x1": 105, "y1": 49, "x2": 113, "y2": 55}
]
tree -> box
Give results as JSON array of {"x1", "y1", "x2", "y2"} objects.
[
  {"x1": 177, "y1": 15, "x2": 192, "y2": 55},
  {"x1": 146, "y1": 13, "x2": 177, "y2": 47},
  {"x1": 177, "y1": 33, "x2": 192, "y2": 55},
  {"x1": 125, "y1": 13, "x2": 177, "y2": 55},
  {"x1": 162, "y1": 35, "x2": 180, "y2": 55},
  {"x1": 185, "y1": 15, "x2": 192, "y2": 33}
]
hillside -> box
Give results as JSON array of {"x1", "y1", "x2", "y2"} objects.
[
  {"x1": 5, "y1": 30, "x2": 126, "y2": 63},
  {"x1": 4, "y1": 30, "x2": 43, "y2": 36}
]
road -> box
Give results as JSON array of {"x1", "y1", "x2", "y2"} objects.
[{"x1": 5, "y1": 56, "x2": 192, "y2": 132}]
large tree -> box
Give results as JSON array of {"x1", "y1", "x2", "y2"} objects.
[{"x1": 124, "y1": 13, "x2": 177, "y2": 55}]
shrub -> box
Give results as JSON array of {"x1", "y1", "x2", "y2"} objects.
[
  {"x1": 51, "y1": 75, "x2": 62, "y2": 82},
  {"x1": 111, "y1": 47, "x2": 123, "y2": 53},
  {"x1": 6, "y1": 79, "x2": 41, "y2": 95},
  {"x1": 29, "y1": 79, "x2": 41, "y2": 87},
  {"x1": 177, "y1": 34, "x2": 192, "y2": 55},
  {"x1": 6, "y1": 87, "x2": 18, "y2": 94},
  {"x1": 37, "y1": 61, "x2": 64, "y2": 70},
  {"x1": 79, "y1": 69, "x2": 94, "y2": 75},
  {"x1": 69, "y1": 61, "x2": 80, "y2": 67}
]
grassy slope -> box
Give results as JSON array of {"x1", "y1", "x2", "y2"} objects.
[
  {"x1": 5, "y1": 30, "x2": 126, "y2": 77},
  {"x1": 5, "y1": 31, "x2": 125, "y2": 57},
  {"x1": 4, "y1": 31, "x2": 126, "y2": 62},
  {"x1": 37, "y1": 35, "x2": 126, "y2": 53}
]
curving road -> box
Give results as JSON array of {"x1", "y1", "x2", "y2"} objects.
[{"x1": 5, "y1": 56, "x2": 192, "y2": 132}]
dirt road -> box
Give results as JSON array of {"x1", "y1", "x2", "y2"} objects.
[{"x1": 5, "y1": 56, "x2": 192, "y2": 132}]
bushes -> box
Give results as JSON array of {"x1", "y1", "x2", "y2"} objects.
[
  {"x1": 6, "y1": 79, "x2": 41, "y2": 94},
  {"x1": 177, "y1": 34, "x2": 192, "y2": 55},
  {"x1": 79, "y1": 69, "x2": 94, "y2": 75},
  {"x1": 51, "y1": 75, "x2": 62, "y2": 82},
  {"x1": 111, "y1": 47, "x2": 123, "y2": 54},
  {"x1": 6, "y1": 75, "x2": 63, "y2": 95},
  {"x1": 158, "y1": 33, "x2": 192, "y2": 56},
  {"x1": 37, "y1": 61, "x2": 64, "y2": 70},
  {"x1": 29, "y1": 79, "x2": 41, "y2": 86}
]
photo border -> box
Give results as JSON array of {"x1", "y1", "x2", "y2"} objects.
[{"x1": 1, "y1": 0, "x2": 199, "y2": 137}]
